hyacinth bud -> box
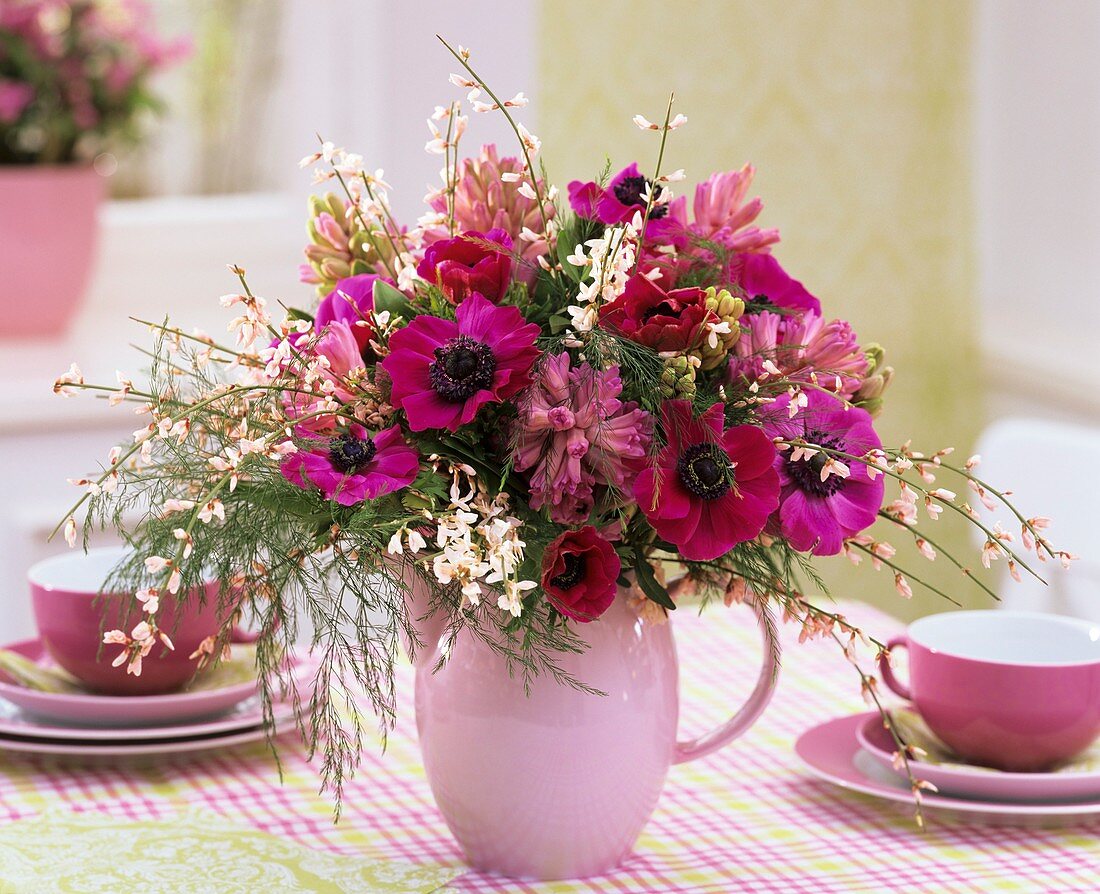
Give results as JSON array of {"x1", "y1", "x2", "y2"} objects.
[
  {"x1": 318, "y1": 257, "x2": 351, "y2": 283},
  {"x1": 658, "y1": 355, "x2": 697, "y2": 399},
  {"x1": 854, "y1": 342, "x2": 894, "y2": 417},
  {"x1": 697, "y1": 287, "x2": 745, "y2": 371},
  {"x1": 302, "y1": 193, "x2": 393, "y2": 296}
]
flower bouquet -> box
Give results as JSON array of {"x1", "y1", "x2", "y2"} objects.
[
  {"x1": 54, "y1": 38, "x2": 1071, "y2": 879},
  {"x1": 0, "y1": 0, "x2": 185, "y2": 335}
]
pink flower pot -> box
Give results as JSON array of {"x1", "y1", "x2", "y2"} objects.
[
  {"x1": 0, "y1": 165, "x2": 103, "y2": 338},
  {"x1": 402, "y1": 573, "x2": 780, "y2": 881}
]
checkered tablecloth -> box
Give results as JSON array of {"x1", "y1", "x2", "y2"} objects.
[{"x1": 0, "y1": 601, "x2": 1096, "y2": 893}]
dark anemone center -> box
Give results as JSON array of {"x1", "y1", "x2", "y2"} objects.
[
  {"x1": 744, "y1": 293, "x2": 774, "y2": 314},
  {"x1": 642, "y1": 299, "x2": 680, "y2": 322},
  {"x1": 677, "y1": 442, "x2": 735, "y2": 500},
  {"x1": 550, "y1": 552, "x2": 587, "y2": 590},
  {"x1": 429, "y1": 335, "x2": 497, "y2": 403},
  {"x1": 785, "y1": 430, "x2": 846, "y2": 498},
  {"x1": 613, "y1": 175, "x2": 668, "y2": 219},
  {"x1": 328, "y1": 434, "x2": 376, "y2": 474}
]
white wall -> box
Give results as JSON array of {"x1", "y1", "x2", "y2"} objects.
[{"x1": 976, "y1": 0, "x2": 1100, "y2": 422}]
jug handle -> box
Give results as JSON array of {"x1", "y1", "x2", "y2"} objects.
[{"x1": 673, "y1": 595, "x2": 781, "y2": 764}]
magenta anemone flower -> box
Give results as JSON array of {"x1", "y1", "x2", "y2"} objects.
[
  {"x1": 734, "y1": 253, "x2": 820, "y2": 316},
  {"x1": 568, "y1": 163, "x2": 678, "y2": 241},
  {"x1": 540, "y1": 526, "x2": 620, "y2": 622},
  {"x1": 634, "y1": 400, "x2": 780, "y2": 561},
  {"x1": 417, "y1": 228, "x2": 513, "y2": 305},
  {"x1": 280, "y1": 424, "x2": 419, "y2": 506},
  {"x1": 381, "y1": 293, "x2": 540, "y2": 432},
  {"x1": 761, "y1": 390, "x2": 884, "y2": 555},
  {"x1": 514, "y1": 353, "x2": 651, "y2": 524},
  {"x1": 315, "y1": 273, "x2": 385, "y2": 356}
]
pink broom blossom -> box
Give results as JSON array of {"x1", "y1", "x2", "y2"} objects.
[{"x1": 728, "y1": 311, "x2": 869, "y2": 399}]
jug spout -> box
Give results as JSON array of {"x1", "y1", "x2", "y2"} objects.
[{"x1": 397, "y1": 567, "x2": 448, "y2": 670}]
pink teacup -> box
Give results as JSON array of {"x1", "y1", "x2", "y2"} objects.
[
  {"x1": 878, "y1": 610, "x2": 1100, "y2": 771},
  {"x1": 27, "y1": 547, "x2": 232, "y2": 696}
]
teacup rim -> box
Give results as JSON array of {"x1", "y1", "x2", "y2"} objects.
[
  {"x1": 909, "y1": 609, "x2": 1100, "y2": 669},
  {"x1": 28, "y1": 546, "x2": 216, "y2": 595}
]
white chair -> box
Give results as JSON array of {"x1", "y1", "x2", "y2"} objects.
[{"x1": 973, "y1": 418, "x2": 1100, "y2": 621}]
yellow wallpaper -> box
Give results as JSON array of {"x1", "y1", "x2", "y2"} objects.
[{"x1": 538, "y1": 0, "x2": 981, "y2": 620}]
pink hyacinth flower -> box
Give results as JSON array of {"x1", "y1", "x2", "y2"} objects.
[
  {"x1": 424, "y1": 144, "x2": 555, "y2": 282},
  {"x1": 666, "y1": 163, "x2": 780, "y2": 254},
  {"x1": 514, "y1": 353, "x2": 651, "y2": 524}
]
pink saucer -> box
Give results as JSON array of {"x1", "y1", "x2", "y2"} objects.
[
  {"x1": 0, "y1": 712, "x2": 297, "y2": 758},
  {"x1": 0, "y1": 694, "x2": 290, "y2": 742},
  {"x1": 0, "y1": 638, "x2": 259, "y2": 727},
  {"x1": 796, "y1": 714, "x2": 1100, "y2": 824},
  {"x1": 857, "y1": 714, "x2": 1100, "y2": 803}
]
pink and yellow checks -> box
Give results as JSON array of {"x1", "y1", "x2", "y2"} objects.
[{"x1": 0, "y1": 602, "x2": 1096, "y2": 893}]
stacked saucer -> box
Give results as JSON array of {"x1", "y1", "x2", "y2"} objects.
[
  {"x1": 0, "y1": 638, "x2": 309, "y2": 759},
  {"x1": 795, "y1": 711, "x2": 1100, "y2": 824}
]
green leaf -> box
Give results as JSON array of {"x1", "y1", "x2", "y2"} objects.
[
  {"x1": 373, "y1": 279, "x2": 415, "y2": 321},
  {"x1": 286, "y1": 307, "x2": 314, "y2": 323},
  {"x1": 556, "y1": 237, "x2": 583, "y2": 283},
  {"x1": 548, "y1": 313, "x2": 571, "y2": 334},
  {"x1": 235, "y1": 484, "x2": 321, "y2": 519},
  {"x1": 632, "y1": 550, "x2": 676, "y2": 610}
]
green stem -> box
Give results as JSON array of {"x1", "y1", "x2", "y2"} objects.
[
  {"x1": 632, "y1": 92, "x2": 675, "y2": 275},
  {"x1": 877, "y1": 511, "x2": 1001, "y2": 602},
  {"x1": 443, "y1": 103, "x2": 458, "y2": 238},
  {"x1": 935, "y1": 461, "x2": 1058, "y2": 560},
  {"x1": 849, "y1": 542, "x2": 961, "y2": 607},
  {"x1": 436, "y1": 36, "x2": 554, "y2": 266},
  {"x1": 777, "y1": 439, "x2": 1045, "y2": 584}
]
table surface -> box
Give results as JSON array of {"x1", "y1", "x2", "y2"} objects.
[{"x1": 0, "y1": 600, "x2": 1096, "y2": 893}]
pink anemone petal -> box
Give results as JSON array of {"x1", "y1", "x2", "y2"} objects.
[
  {"x1": 779, "y1": 489, "x2": 845, "y2": 556},
  {"x1": 456, "y1": 390, "x2": 495, "y2": 427},
  {"x1": 653, "y1": 498, "x2": 703, "y2": 547},
  {"x1": 388, "y1": 325, "x2": 452, "y2": 360},
  {"x1": 331, "y1": 481, "x2": 370, "y2": 506},
  {"x1": 279, "y1": 454, "x2": 311, "y2": 489},
  {"x1": 399, "y1": 389, "x2": 465, "y2": 432},
  {"x1": 731, "y1": 473, "x2": 781, "y2": 521},
  {"x1": 825, "y1": 482, "x2": 883, "y2": 532},
  {"x1": 370, "y1": 426, "x2": 404, "y2": 451},
  {"x1": 722, "y1": 425, "x2": 779, "y2": 479},
  {"x1": 404, "y1": 314, "x2": 458, "y2": 345},
  {"x1": 680, "y1": 503, "x2": 742, "y2": 560},
  {"x1": 454, "y1": 292, "x2": 499, "y2": 341},
  {"x1": 487, "y1": 322, "x2": 543, "y2": 358},
  {"x1": 371, "y1": 450, "x2": 420, "y2": 480}
]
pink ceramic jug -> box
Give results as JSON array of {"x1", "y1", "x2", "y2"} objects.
[{"x1": 403, "y1": 572, "x2": 780, "y2": 880}]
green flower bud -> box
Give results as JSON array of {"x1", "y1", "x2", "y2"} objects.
[
  {"x1": 697, "y1": 287, "x2": 745, "y2": 371},
  {"x1": 658, "y1": 355, "x2": 698, "y2": 399}
]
